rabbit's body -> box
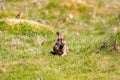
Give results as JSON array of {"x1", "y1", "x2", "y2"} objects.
[{"x1": 51, "y1": 32, "x2": 68, "y2": 56}]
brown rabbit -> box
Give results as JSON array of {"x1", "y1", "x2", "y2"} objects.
[
  {"x1": 16, "y1": 12, "x2": 22, "y2": 19},
  {"x1": 51, "y1": 32, "x2": 68, "y2": 56}
]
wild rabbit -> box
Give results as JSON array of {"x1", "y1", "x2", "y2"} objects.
[
  {"x1": 16, "y1": 12, "x2": 22, "y2": 19},
  {"x1": 51, "y1": 32, "x2": 68, "y2": 56}
]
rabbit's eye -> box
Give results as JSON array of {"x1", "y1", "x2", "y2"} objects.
[{"x1": 57, "y1": 38, "x2": 63, "y2": 41}]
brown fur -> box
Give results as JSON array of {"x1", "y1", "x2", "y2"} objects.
[
  {"x1": 51, "y1": 32, "x2": 68, "y2": 56},
  {"x1": 16, "y1": 12, "x2": 22, "y2": 19}
]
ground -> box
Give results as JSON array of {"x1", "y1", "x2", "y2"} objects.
[{"x1": 0, "y1": 0, "x2": 120, "y2": 80}]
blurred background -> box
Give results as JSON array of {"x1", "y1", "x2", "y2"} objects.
[{"x1": 1, "y1": 0, "x2": 120, "y2": 28}]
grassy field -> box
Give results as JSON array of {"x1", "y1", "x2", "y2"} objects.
[{"x1": 0, "y1": 0, "x2": 120, "y2": 80}]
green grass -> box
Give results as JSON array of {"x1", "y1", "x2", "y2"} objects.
[
  {"x1": 0, "y1": 19, "x2": 120, "y2": 80},
  {"x1": 0, "y1": 0, "x2": 120, "y2": 80}
]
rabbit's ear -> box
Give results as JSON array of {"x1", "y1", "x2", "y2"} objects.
[
  {"x1": 56, "y1": 32, "x2": 59, "y2": 36},
  {"x1": 61, "y1": 31, "x2": 64, "y2": 38},
  {"x1": 56, "y1": 32, "x2": 60, "y2": 37},
  {"x1": 56, "y1": 31, "x2": 64, "y2": 38}
]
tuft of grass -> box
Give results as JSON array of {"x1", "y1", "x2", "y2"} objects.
[{"x1": 0, "y1": 19, "x2": 54, "y2": 36}]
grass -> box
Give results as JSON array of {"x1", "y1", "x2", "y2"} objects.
[{"x1": 0, "y1": 0, "x2": 120, "y2": 80}]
